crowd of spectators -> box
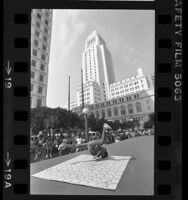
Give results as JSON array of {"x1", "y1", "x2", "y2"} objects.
[{"x1": 30, "y1": 127, "x2": 154, "y2": 163}]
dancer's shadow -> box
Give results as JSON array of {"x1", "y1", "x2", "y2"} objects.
[{"x1": 71, "y1": 156, "x2": 136, "y2": 165}]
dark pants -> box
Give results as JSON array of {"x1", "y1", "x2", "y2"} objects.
[{"x1": 88, "y1": 130, "x2": 107, "y2": 146}]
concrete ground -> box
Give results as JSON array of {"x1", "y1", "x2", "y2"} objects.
[{"x1": 30, "y1": 135, "x2": 154, "y2": 195}]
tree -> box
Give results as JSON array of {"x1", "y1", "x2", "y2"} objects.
[
  {"x1": 144, "y1": 113, "x2": 154, "y2": 129},
  {"x1": 30, "y1": 107, "x2": 84, "y2": 134},
  {"x1": 87, "y1": 114, "x2": 98, "y2": 131},
  {"x1": 31, "y1": 107, "x2": 51, "y2": 134},
  {"x1": 113, "y1": 120, "x2": 121, "y2": 131}
]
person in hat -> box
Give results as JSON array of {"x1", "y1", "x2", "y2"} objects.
[{"x1": 71, "y1": 123, "x2": 112, "y2": 159}]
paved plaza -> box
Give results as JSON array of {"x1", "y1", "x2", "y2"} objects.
[
  {"x1": 32, "y1": 155, "x2": 131, "y2": 190},
  {"x1": 31, "y1": 136, "x2": 154, "y2": 195}
]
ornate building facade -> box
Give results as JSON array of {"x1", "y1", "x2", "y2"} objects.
[{"x1": 72, "y1": 88, "x2": 154, "y2": 124}]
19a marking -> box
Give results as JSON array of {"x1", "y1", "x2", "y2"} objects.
[{"x1": 4, "y1": 152, "x2": 12, "y2": 189}]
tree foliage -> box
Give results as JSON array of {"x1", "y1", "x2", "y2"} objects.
[
  {"x1": 31, "y1": 107, "x2": 151, "y2": 135},
  {"x1": 31, "y1": 107, "x2": 84, "y2": 135},
  {"x1": 144, "y1": 113, "x2": 154, "y2": 129}
]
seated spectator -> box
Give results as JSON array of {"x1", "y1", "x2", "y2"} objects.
[
  {"x1": 58, "y1": 139, "x2": 69, "y2": 156},
  {"x1": 37, "y1": 133, "x2": 45, "y2": 156},
  {"x1": 30, "y1": 136, "x2": 37, "y2": 154},
  {"x1": 53, "y1": 133, "x2": 62, "y2": 154},
  {"x1": 45, "y1": 134, "x2": 53, "y2": 159},
  {"x1": 31, "y1": 135, "x2": 41, "y2": 161}
]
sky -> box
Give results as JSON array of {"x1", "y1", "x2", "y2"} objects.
[{"x1": 47, "y1": 9, "x2": 155, "y2": 108}]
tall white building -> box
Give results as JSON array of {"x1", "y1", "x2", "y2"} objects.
[
  {"x1": 109, "y1": 68, "x2": 150, "y2": 99},
  {"x1": 64, "y1": 31, "x2": 151, "y2": 112},
  {"x1": 31, "y1": 9, "x2": 53, "y2": 108},
  {"x1": 64, "y1": 81, "x2": 101, "y2": 110},
  {"x1": 82, "y1": 30, "x2": 116, "y2": 101},
  {"x1": 76, "y1": 81, "x2": 101, "y2": 106}
]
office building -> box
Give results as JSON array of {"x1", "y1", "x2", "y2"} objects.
[
  {"x1": 82, "y1": 30, "x2": 116, "y2": 101},
  {"x1": 31, "y1": 9, "x2": 53, "y2": 108},
  {"x1": 110, "y1": 68, "x2": 150, "y2": 99}
]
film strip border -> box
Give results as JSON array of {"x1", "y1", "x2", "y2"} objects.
[{"x1": 3, "y1": 0, "x2": 182, "y2": 199}]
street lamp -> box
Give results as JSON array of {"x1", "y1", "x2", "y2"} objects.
[{"x1": 83, "y1": 107, "x2": 89, "y2": 142}]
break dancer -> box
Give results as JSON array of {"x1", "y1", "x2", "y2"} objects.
[{"x1": 72, "y1": 123, "x2": 112, "y2": 159}]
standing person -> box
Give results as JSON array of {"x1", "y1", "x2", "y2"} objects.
[
  {"x1": 70, "y1": 123, "x2": 111, "y2": 159},
  {"x1": 53, "y1": 133, "x2": 61, "y2": 155},
  {"x1": 31, "y1": 135, "x2": 38, "y2": 161},
  {"x1": 45, "y1": 133, "x2": 53, "y2": 159},
  {"x1": 32, "y1": 135, "x2": 40, "y2": 161},
  {"x1": 37, "y1": 133, "x2": 44, "y2": 158}
]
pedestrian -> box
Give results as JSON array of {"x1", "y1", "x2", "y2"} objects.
[{"x1": 45, "y1": 133, "x2": 53, "y2": 159}]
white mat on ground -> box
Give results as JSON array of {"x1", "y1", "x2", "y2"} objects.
[{"x1": 32, "y1": 154, "x2": 131, "y2": 190}]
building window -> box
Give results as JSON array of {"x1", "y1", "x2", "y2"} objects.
[
  {"x1": 35, "y1": 30, "x2": 40, "y2": 37},
  {"x1": 38, "y1": 86, "x2": 43, "y2": 94},
  {"x1": 36, "y1": 21, "x2": 40, "y2": 28},
  {"x1": 41, "y1": 54, "x2": 46, "y2": 60},
  {"x1": 114, "y1": 107, "x2": 118, "y2": 116},
  {"x1": 34, "y1": 39, "x2": 39, "y2": 46},
  {"x1": 128, "y1": 104, "x2": 133, "y2": 114},
  {"x1": 43, "y1": 36, "x2": 47, "y2": 42},
  {"x1": 42, "y1": 44, "x2": 47, "y2": 51},
  {"x1": 33, "y1": 49, "x2": 37, "y2": 56},
  {"x1": 120, "y1": 105, "x2": 126, "y2": 115},
  {"x1": 101, "y1": 110, "x2": 105, "y2": 118},
  {"x1": 107, "y1": 108, "x2": 111, "y2": 117},
  {"x1": 40, "y1": 64, "x2": 45, "y2": 71},
  {"x1": 136, "y1": 102, "x2": 142, "y2": 112},
  {"x1": 37, "y1": 98, "x2": 42, "y2": 107},
  {"x1": 45, "y1": 20, "x2": 49, "y2": 26},
  {"x1": 44, "y1": 28, "x2": 48, "y2": 34},
  {"x1": 37, "y1": 13, "x2": 41, "y2": 20},
  {"x1": 96, "y1": 111, "x2": 100, "y2": 119},
  {"x1": 39, "y1": 74, "x2": 44, "y2": 82},
  {"x1": 95, "y1": 104, "x2": 99, "y2": 109},
  {"x1": 31, "y1": 59, "x2": 36, "y2": 67},
  {"x1": 31, "y1": 71, "x2": 35, "y2": 79}
]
